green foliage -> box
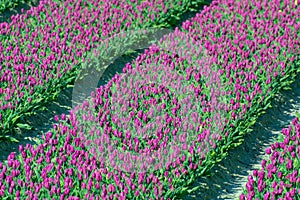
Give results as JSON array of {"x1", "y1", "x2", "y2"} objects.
[{"x1": 0, "y1": 0, "x2": 30, "y2": 14}]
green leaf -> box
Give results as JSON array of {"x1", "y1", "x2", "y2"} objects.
[
  {"x1": 66, "y1": 84, "x2": 74, "y2": 88},
  {"x1": 0, "y1": 135, "x2": 19, "y2": 143},
  {"x1": 16, "y1": 123, "x2": 31, "y2": 130},
  {"x1": 179, "y1": 186, "x2": 190, "y2": 194},
  {"x1": 295, "y1": 111, "x2": 300, "y2": 119},
  {"x1": 11, "y1": 115, "x2": 21, "y2": 124},
  {"x1": 187, "y1": 185, "x2": 200, "y2": 193},
  {"x1": 211, "y1": 151, "x2": 216, "y2": 157},
  {"x1": 283, "y1": 86, "x2": 292, "y2": 90}
]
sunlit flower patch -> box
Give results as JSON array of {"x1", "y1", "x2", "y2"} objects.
[{"x1": 240, "y1": 116, "x2": 300, "y2": 200}]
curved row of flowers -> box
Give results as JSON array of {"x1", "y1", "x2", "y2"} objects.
[
  {"x1": 240, "y1": 115, "x2": 300, "y2": 200},
  {"x1": 0, "y1": 0, "x2": 300, "y2": 199},
  {"x1": 0, "y1": 0, "x2": 208, "y2": 142}
]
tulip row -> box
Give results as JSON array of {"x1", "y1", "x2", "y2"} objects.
[
  {"x1": 240, "y1": 115, "x2": 300, "y2": 200},
  {"x1": 132, "y1": 0, "x2": 300, "y2": 196},
  {"x1": 0, "y1": 0, "x2": 208, "y2": 142},
  {"x1": 0, "y1": 0, "x2": 300, "y2": 199}
]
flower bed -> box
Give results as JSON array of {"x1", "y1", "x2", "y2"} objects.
[
  {"x1": 0, "y1": 0, "x2": 208, "y2": 142},
  {"x1": 0, "y1": 0, "x2": 299, "y2": 199},
  {"x1": 240, "y1": 115, "x2": 300, "y2": 200}
]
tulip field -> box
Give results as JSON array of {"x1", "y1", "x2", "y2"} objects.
[{"x1": 0, "y1": 0, "x2": 300, "y2": 199}]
